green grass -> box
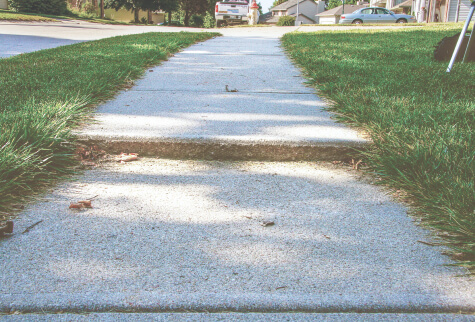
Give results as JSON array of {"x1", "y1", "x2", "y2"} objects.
[
  {"x1": 0, "y1": 32, "x2": 218, "y2": 212},
  {"x1": 0, "y1": 9, "x2": 137, "y2": 25},
  {"x1": 0, "y1": 9, "x2": 58, "y2": 21},
  {"x1": 282, "y1": 25, "x2": 475, "y2": 272}
]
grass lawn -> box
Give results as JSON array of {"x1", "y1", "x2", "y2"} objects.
[
  {"x1": 0, "y1": 9, "x2": 136, "y2": 24},
  {"x1": 0, "y1": 32, "x2": 218, "y2": 214},
  {"x1": 0, "y1": 9, "x2": 58, "y2": 21},
  {"x1": 282, "y1": 25, "x2": 474, "y2": 272}
]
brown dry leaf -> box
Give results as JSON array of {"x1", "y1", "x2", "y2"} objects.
[
  {"x1": 76, "y1": 145, "x2": 106, "y2": 163},
  {"x1": 351, "y1": 159, "x2": 363, "y2": 170},
  {"x1": 69, "y1": 203, "x2": 85, "y2": 209},
  {"x1": 78, "y1": 200, "x2": 93, "y2": 208},
  {"x1": 119, "y1": 153, "x2": 139, "y2": 163}
]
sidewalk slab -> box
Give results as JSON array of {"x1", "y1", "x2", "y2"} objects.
[
  {"x1": 0, "y1": 160, "x2": 474, "y2": 314},
  {"x1": 78, "y1": 35, "x2": 368, "y2": 160}
]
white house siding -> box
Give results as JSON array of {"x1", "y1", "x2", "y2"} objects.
[
  {"x1": 297, "y1": 14, "x2": 316, "y2": 23},
  {"x1": 0, "y1": 0, "x2": 8, "y2": 9},
  {"x1": 448, "y1": 0, "x2": 472, "y2": 21},
  {"x1": 287, "y1": 1, "x2": 319, "y2": 17},
  {"x1": 319, "y1": 16, "x2": 339, "y2": 23}
]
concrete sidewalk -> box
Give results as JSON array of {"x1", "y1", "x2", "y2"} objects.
[
  {"x1": 1, "y1": 26, "x2": 474, "y2": 318},
  {"x1": 78, "y1": 32, "x2": 367, "y2": 161}
]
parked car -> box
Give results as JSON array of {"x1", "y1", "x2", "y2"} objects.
[{"x1": 339, "y1": 7, "x2": 417, "y2": 24}]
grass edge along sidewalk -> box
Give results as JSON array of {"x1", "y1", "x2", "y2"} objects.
[
  {"x1": 281, "y1": 25, "x2": 475, "y2": 273},
  {"x1": 0, "y1": 31, "x2": 218, "y2": 215}
]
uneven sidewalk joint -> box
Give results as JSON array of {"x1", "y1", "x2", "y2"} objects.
[
  {"x1": 77, "y1": 138, "x2": 369, "y2": 161},
  {"x1": 2, "y1": 292, "x2": 475, "y2": 314}
]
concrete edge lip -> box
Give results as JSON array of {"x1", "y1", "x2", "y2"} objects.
[
  {"x1": 76, "y1": 137, "x2": 371, "y2": 161},
  {"x1": 2, "y1": 293, "x2": 474, "y2": 314}
]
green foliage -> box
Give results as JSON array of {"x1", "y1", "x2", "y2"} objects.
[
  {"x1": 179, "y1": 0, "x2": 207, "y2": 26},
  {"x1": 83, "y1": 2, "x2": 96, "y2": 14},
  {"x1": 203, "y1": 11, "x2": 215, "y2": 28},
  {"x1": 277, "y1": 15, "x2": 295, "y2": 25},
  {"x1": 271, "y1": 0, "x2": 286, "y2": 8},
  {"x1": 282, "y1": 26, "x2": 475, "y2": 272},
  {"x1": 9, "y1": 0, "x2": 68, "y2": 15},
  {"x1": 190, "y1": 14, "x2": 204, "y2": 27},
  {"x1": 0, "y1": 9, "x2": 57, "y2": 21},
  {"x1": 0, "y1": 32, "x2": 218, "y2": 212},
  {"x1": 160, "y1": 0, "x2": 178, "y2": 16},
  {"x1": 327, "y1": 0, "x2": 357, "y2": 9}
]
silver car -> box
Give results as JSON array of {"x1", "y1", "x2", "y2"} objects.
[{"x1": 339, "y1": 7, "x2": 417, "y2": 24}]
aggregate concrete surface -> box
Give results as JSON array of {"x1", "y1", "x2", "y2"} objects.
[
  {"x1": 0, "y1": 160, "x2": 474, "y2": 314},
  {"x1": 77, "y1": 27, "x2": 368, "y2": 160},
  {"x1": 1, "y1": 22, "x2": 474, "y2": 317}
]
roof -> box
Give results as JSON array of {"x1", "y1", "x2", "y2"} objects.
[
  {"x1": 260, "y1": 12, "x2": 315, "y2": 23},
  {"x1": 290, "y1": 12, "x2": 316, "y2": 22},
  {"x1": 316, "y1": 4, "x2": 367, "y2": 16},
  {"x1": 391, "y1": 0, "x2": 412, "y2": 9},
  {"x1": 272, "y1": 0, "x2": 311, "y2": 11}
]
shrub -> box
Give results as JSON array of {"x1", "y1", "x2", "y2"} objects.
[
  {"x1": 203, "y1": 12, "x2": 215, "y2": 28},
  {"x1": 9, "y1": 0, "x2": 68, "y2": 15},
  {"x1": 83, "y1": 2, "x2": 96, "y2": 14},
  {"x1": 277, "y1": 15, "x2": 295, "y2": 26},
  {"x1": 190, "y1": 14, "x2": 204, "y2": 27}
]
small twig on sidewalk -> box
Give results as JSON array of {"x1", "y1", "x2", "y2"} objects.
[{"x1": 22, "y1": 220, "x2": 43, "y2": 234}]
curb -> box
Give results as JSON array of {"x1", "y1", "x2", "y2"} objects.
[
  {"x1": 1, "y1": 293, "x2": 474, "y2": 314},
  {"x1": 77, "y1": 138, "x2": 370, "y2": 162}
]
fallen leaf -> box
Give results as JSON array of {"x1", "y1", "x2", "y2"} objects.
[
  {"x1": 119, "y1": 153, "x2": 139, "y2": 163},
  {"x1": 78, "y1": 200, "x2": 93, "y2": 208},
  {"x1": 69, "y1": 203, "x2": 85, "y2": 209}
]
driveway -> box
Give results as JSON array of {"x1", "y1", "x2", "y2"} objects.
[{"x1": 0, "y1": 20, "x2": 417, "y2": 58}]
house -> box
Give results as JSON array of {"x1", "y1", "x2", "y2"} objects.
[
  {"x1": 423, "y1": 0, "x2": 473, "y2": 22},
  {"x1": 316, "y1": 4, "x2": 368, "y2": 24},
  {"x1": 376, "y1": 0, "x2": 473, "y2": 22},
  {"x1": 97, "y1": 8, "x2": 165, "y2": 24},
  {"x1": 68, "y1": 0, "x2": 165, "y2": 24},
  {"x1": 388, "y1": 0, "x2": 413, "y2": 14},
  {"x1": 0, "y1": 0, "x2": 8, "y2": 10},
  {"x1": 264, "y1": 0, "x2": 326, "y2": 24}
]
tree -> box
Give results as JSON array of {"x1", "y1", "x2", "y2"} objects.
[
  {"x1": 178, "y1": 0, "x2": 207, "y2": 26},
  {"x1": 271, "y1": 0, "x2": 286, "y2": 8},
  {"x1": 326, "y1": 0, "x2": 356, "y2": 9},
  {"x1": 159, "y1": 0, "x2": 178, "y2": 24},
  {"x1": 105, "y1": 0, "x2": 160, "y2": 23}
]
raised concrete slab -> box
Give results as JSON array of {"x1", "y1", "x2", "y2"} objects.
[
  {"x1": 78, "y1": 35, "x2": 368, "y2": 160},
  {"x1": 0, "y1": 160, "x2": 474, "y2": 314}
]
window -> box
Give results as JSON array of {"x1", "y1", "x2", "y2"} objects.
[
  {"x1": 361, "y1": 8, "x2": 373, "y2": 14},
  {"x1": 375, "y1": 8, "x2": 389, "y2": 14}
]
